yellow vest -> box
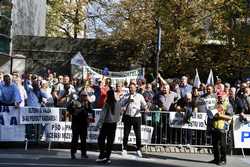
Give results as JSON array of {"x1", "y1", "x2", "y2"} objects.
[
  {"x1": 213, "y1": 119, "x2": 225, "y2": 129},
  {"x1": 212, "y1": 102, "x2": 227, "y2": 129}
]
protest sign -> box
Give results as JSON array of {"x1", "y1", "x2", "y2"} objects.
[
  {"x1": 20, "y1": 107, "x2": 60, "y2": 124},
  {"x1": 169, "y1": 112, "x2": 207, "y2": 130}
]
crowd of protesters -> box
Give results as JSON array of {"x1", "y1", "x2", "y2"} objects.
[
  {"x1": 0, "y1": 70, "x2": 250, "y2": 165},
  {"x1": 0, "y1": 71, "x2": 248, "y2": 117}
]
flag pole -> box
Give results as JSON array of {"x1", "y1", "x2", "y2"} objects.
[{"x1": 156, "y1": 19, "x2": 161, "y2": 88}]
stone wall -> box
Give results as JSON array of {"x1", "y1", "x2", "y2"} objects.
[{"x1": 12, "y1": 35, "x2": 139, "y2": 75}]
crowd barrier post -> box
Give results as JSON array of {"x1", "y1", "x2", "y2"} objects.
[
  {"x1": 25, "y1": 138, "x2": 28, "y2": 151},
  {"x1": 241, "y1": 148, "x2": 245, "y2": 158},
  {"x1": 48, "y1": 141, "x2": 52, "y2": 151}
]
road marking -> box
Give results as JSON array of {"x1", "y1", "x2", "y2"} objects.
[
  {"x1": 0, "y1": 154, "x2": 40, "y2": 160},
  {"x1": 0, "y1": 162, "x2": 110, "y2": 167}
]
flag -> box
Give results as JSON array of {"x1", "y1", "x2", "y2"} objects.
[
  {"x1": 70, "y1": 52, "x2": 87, "y2": 67},
  {"x1": 193, "y1": 68, "x2": 201, "y2": 88},
  {"x1": 206, "y1": 69, "x2": 214, "y2": 86}
]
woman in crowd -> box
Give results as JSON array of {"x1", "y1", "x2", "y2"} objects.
[
  {"x1": 96, "y1": 89, "x2": 121, "y2": 164},
  {"x1": 40, "y1": 80, "x2": 54, "y2": 107}
]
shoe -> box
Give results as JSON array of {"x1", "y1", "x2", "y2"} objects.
[
  {"x1": 217, "y1": 161, "x2": 226, "y2": 166},
  {"x1": 208, "y1": 159, "x2": 218, "y2": 164},
  {"x1": 105, "y1": 158, "x2": 111, "y2": 164},
  {"x1": 136, "y1": 150, "x2": 142, "y2": 158},
  {"x1": 186, "y1": 144, "x2": 191, "y2": 149},
  {"x1": 71, "y1": 154, "x2": 76, "y2": 160},
  {"x1": 122, "y1": 150, "x2": 127, "y2": 156},
  {"x1": 220, "y1": 161, "x2": 226, "y2": 165},
  {"x1": 177, "y1": 144, "x2": 183, "y2": 149},
  {"x1": 96, "y1": 157, "x2": 107, "y2": 163},
  {"x1": 81, "y1": 154, "x2": 88, "y2": 159}
]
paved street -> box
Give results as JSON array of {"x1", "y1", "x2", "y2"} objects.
[{"x1": 0, "y1": 149, "x2": 249, "y2": 167}]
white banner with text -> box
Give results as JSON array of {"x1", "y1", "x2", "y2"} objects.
[
  {"x1": 233, "y1": 115, "x2": 250, "y2": 148},
  {"x1": 169, "y1": 112, "x2": 207, "y2": 130}
]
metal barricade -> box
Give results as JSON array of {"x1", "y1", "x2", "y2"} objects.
[
  {"x1": 1, "y1": 106, "x2": 237, "y2": 153},
  {"x1": 143, "y1": 111, "x2": 213, "y2": 148}
]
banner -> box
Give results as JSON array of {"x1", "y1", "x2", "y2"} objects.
[
  {"x1": 43, "y1": 108, "x2": 153, "y2": 144},
  {"x1": 169, "y1": 112, "x2": 207, "y2": 130},
  {"x1": 0, "y1": 106, "x2": 25, "y2": 141},
  {"x1": 70, "y1": 52, "x2": 144, "y2": 85},
  {"x1": 43, "y1": 122, "x2": 72, "y2": 142},
  {"x1": 43, "y1": 121, "x2": 153, "y2": 144},
  {"x1": 114, "y1": 123, "x2": 153, "y2": 144},
  {"x1": 20, "y1": 107, "x2": 60, "y2": 124},
  {"x1": 84, "y1": 65, "x2": 144, "y2": 86},
  {"x1": 233, "y1": 115, "x2": 250, "y2": 148}
]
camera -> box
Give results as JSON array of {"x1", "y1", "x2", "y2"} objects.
[{"x1": 129, "y1": 99, "x2": 134, "y2": 102}]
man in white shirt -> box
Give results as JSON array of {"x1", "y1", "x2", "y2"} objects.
[{"x1": 121, "y1": 82, "x2": 148, "y2": 158}]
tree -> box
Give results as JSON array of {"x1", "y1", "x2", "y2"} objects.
[
  {"x1": 46, "y1": 0, "x2": 250, "y2": 81},
  {"x1": 46, "y1": 0, "x2": 90, "y2": 38}
]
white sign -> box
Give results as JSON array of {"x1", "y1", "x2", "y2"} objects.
[
  {"x1": 20, "y1": 107, "x2": 60, "y2": 124},
  {"x1": 233, "y1": 115, "x2": 250, "y2": 148},
  {"x1": 43, "y1": 121, "x2": 154, "y2": 144},
  {"x1": 43, "y1": 122, "x2": 72, "y2": 142},
  {"x1": 114, "y1": 123, "x2": 154, "y2": 144},
  {"x1": 0, "y1": 106, "x2": 25, "y2": 141},
  {"x1": 169, "y1": 112, "x2": 207, "y2": 130}
]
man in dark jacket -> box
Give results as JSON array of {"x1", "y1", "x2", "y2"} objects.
[{"x1": 67, "y1": 91, "x2": 94, "y2": 159}]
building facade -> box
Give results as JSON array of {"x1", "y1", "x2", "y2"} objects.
[{"x1": 0, "y1": 0, "x2": 46, "y2": 73}]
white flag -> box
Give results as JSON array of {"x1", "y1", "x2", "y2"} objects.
[
  {"x1": 70, "y1": 52, "x2": 87, "y2": 67},
  {"x1": 206, "y1": 69, "x2": 214, "y2": 86},
  {"x1": 193, "y1": 68, "x2": 201, "y2": 88}
]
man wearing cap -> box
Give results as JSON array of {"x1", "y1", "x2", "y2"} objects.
[
  {"x1": 67, "y1": 90, "x2": 95, "y2": 159},
  {"x1": 0, "y1": 74, "x2": 22, "y2": 107}
]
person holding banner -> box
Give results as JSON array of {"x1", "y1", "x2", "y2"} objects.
[
  {"x1": 67, "y1": 90, "x2": 94, "y2": 160},
  {"x1": 121, "y1": 82, "x2": 148, "y2": 158},
  {"x1": 96, "y1": 89, "x2": 121, "y2": 164}
]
